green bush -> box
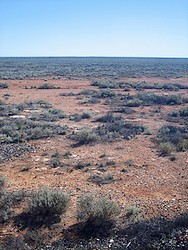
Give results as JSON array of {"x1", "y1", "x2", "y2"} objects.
[
  {"x1": 28, "y1": 187, "x2": 70, "y2": 218},
  {"x1": 77, "y1": 193, "x2": 120, "y2": 228}
]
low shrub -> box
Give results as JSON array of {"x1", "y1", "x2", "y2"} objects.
[
  {"x1": 96, "y1": 119, "x2": 145, "y2": 141},
  {"x1": 113, "y1": 107, "x2": 135, "y2": 114},
  {"x1": 158, "y1": 142, "x2": 175, "y2": 156},
  {"x1": 88, "y1": 173, "x2": 115, "y2": 185},
  {"x1": 70, "y1": 128, "x2": 99, "y2": 145},
  {"x1": 91, "y1": 80, "x2": 118, "y2": 89},
  {"x1": 0, "y1": 82, "x2": 8, "y2": 89},
  {"x1": 28, "y1": 187, "x2": 70, "y2": 219},
  {"x1": 0, "y1": 100, "x2": 52, "y2": 117},
  {"x1": 95, "y1": 113, "x2": 122, "y2": 123},
  {"x1": 114, "y1": 93, "x2": 188, "y2": 108},
  {"x1": 0, "y1": 175, "x2": 11, "y2": 224},
  {"x1": 74, "y1": 162, "x2": 91, "y2": 170},
  {"x1": 156, "y1": 125, "x2": 188, "y2": 153},
  {"x1": 77, "y1": 193, "x2": 120, "y2": 229},
  {"x1": 124, "y1": 206, "x2": 142, "y2": 223},
  {"x1": 136, "y1": 93, "x2": 185, "y2": 106},
  {"x1": 80, "y1": 89, "x2": 116, "y2": 99},
  {"x1": 0, "y1": 174, "x2": 5, "y2": 189},
  {"x1": 49, "y1": 151, "x2": 62, "y2": 168},
  {"x1": 81, "y1": 111, "x2": 91, "y2": 119},
  {"x1": 37, "y1": 83, "x2": 61, "y2": 89},
  {"x1": 69, "y1": 111, "x2": 91, "y2": 122},
  {"x1": 126, "y1": 98, "x2": 143, "y2": 107},
  {"x1": 69, "y1": 113, "x2": 82, "y2": 122},
  {"x1": 0, "y1": 119, "x2": 67, "y2": 143},
  {"x1": 169, "y1": 107, "x2": 188, "y2": 118},
  {"x1": 30, "y1": 108, "x2": 66, "y2": 122},
  {"x1": 1, "y1": 236, "x2": 30, "y2": 250}
]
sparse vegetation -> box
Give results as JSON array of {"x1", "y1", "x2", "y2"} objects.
[
  {"x1": 0, "y1": 57, "x2": 188, "y2": 249},
  {"x1": 130, "y1": 92, "x2": 187, "y2": 106},
  {"x1": 0, "y1": 100, "x2": 67, "y2": 144},
  {"x1": 108, "y1": 92, "x2": 188, "y2": 109},
  {"x1": 29, "y1": 108, "x2": 66, "y2": 122},
  {"x1": 1, "y1": 57, "x2": 188, "y2": 79},
  {"x1": 0, "y1": 118, "x2": 67, "y2": 143},
  {"x1": 70, "y1": 118, "x2": 145, "y2": 144},
  {"x1": 0, "y1": 100, "x2": 52, "y2": 117},
  {"x1": 91, "y1": 80, "x2": 188, "y2": 91},
  {"x1": 95, "y1": 119, "x2": 145, "y2": 141}
]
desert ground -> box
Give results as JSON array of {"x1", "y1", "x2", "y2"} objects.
[{"x1": 0, "y1": 75, "x2": 187, "y2": 249}]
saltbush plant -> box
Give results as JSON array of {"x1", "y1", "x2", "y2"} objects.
[
  {"x1": 169, "y1": 107, "x2": 188, "y2": 118},
  {"x1": 77, "y1": 193, "x2": 120, "y2": 228},
  {"x1": 0, "y1": 174, "x2": 11, "y2": 224},
  {"x1": 70, "y1": 128, "x2": 99, "y2": 145},
  {"x1": 156, "y1": 125, "x2": 188, "y2": 153},
  {"x1": 0, "y1": 82, "x2": 8, "y2": 89},
  {"x1": 0, "y1": 119, "x2": 67, "y2": 143},
  {"x1": 0, "y1": 174, "x2": 5, "y2": 190},
  {"x1": 158, "y1": 142, "x2": 175, "y2": 156},
  {"x1": 37, "y1": 83, "x2": 61, "y2": 89},
  {"x1": 28, "y1": 187, "x2": 70, "y2": 218}
]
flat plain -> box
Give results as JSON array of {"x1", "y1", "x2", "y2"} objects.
[{"x1": 0, "y1": 57, "x2": 187, "y2": 249}]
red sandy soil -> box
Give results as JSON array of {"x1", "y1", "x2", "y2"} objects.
[{"x1": 0, "y1": 77, "x2": 187, "y2": 239}]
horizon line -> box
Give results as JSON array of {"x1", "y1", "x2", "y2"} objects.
[{"x1": 0, "y1": 56, "x2": 188, "y2": 59}]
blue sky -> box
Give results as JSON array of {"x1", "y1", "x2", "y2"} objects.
[{"x1": 0, "y1": 0, "x2": 188, "y2": 57}]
